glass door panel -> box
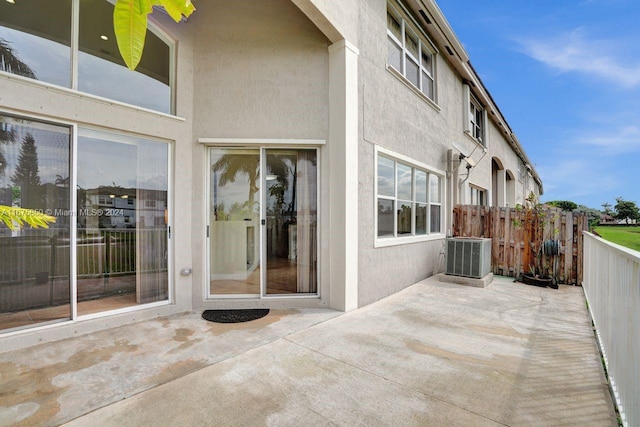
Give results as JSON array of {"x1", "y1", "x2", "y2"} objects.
[
  {"x1": 0, "y1": 114, "x2": 71, "y2": 332},
  {"x1": 264, "y1": 149, "x2": 317, "y2": 295},
  {"x1": 76, "y1": 129, "x2": 169, "y2": 316},
  {"x1": 209, "y1": 149, "x2": 260, "y2": 296}
]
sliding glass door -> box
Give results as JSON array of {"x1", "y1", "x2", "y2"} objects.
[
  {"x1": 208, "y1": 148, "x2": 261, "y2": 296},
  {"x1": 77, "y1": 129, "x2": 169, "y2": 316},
  {"x1": 0, "y1": 114, "x2": 170, "y2": 333},
  {"x1": 208, "y1": 147, "x2": 317, "y2": 298},
  {"x1": 0, "y1": 114, "x2": 72, "y2": 330}
]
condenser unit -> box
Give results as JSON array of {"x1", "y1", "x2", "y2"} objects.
[{"x1": 445, "y1": 237, "x2": 491, "y2": 279}]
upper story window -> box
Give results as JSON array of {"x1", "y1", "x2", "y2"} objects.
[
  {"x1": 470, "y1": 185, "x2": 486, "y2": 206},
  {"x1": 387, "y1": 4, "x2": 435, "y2": 100},
  {"x1": 376, "y1": 148, "x2": 443, "y2": 245},
  {"x1": 463, "y1": 84, "x2": 487, "y2": 147},
  {"x1": 0, "y1": 0, "x2": 173, "y2": 114},
  {"x1": 469, "y1": 95, "x2": 484, "y2": 143}
]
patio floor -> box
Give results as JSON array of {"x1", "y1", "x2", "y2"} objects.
[{"x1": 0, "y1": 276, "x2": 617, "y2": 426}]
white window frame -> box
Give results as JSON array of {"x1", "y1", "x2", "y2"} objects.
[
  {"x1": 374, "y1": 146, "x2": 445, "y2": 248},
  {"x1": 470, "y1": 185, "x2": 486, "y2": 206},
  {"x1": 201, "y1": 139, "x2": 324, "y2": 301},
  {"x1": 0, "y1": 109, "x2": 174, "y2": 337},
  {"x1": 0, "y1": 0, "x2": 176, "y2": 115},
  {"x1": 463, "y1": 84, "x2": 488, "y2": 147},
  {"x1": 386, "y1": 2, "x2": 436, "y2": 102}
]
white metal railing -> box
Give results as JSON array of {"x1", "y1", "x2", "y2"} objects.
[{"x1": 582, "y1": 231, "x2": 639, "y2": 427}]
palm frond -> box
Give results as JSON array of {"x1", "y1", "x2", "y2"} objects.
[{"x1": 0, "y1": 38, "x2": 37, "y2": 79}]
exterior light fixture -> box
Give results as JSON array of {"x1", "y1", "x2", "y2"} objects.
[
  {"x1": 6, "y1": 0, "x2": 16, "y2": 4},
  {"x1": 121, "y1": 195, "x2": 128, "y2": 199},
  {"x1": 100, "y1": 35, "x2": 109, "y2": 41},
  {"x1": 109, "y1": 194, "x2": 116, "y2": 198}
]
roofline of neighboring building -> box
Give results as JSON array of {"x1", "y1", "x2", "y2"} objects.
[{"x1": 404, "y1": 0, "x2": 544, "y2": 194}]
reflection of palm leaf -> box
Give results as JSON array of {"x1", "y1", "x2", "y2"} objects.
[
  {"x1": 0, "y1": 205, "x2": 55, "y2": 230},
  {"x1": 212, "y1": 155, "x2": 258, "y2": 186},
  {"x1": 0, "y1": 38, "x2": 36, "y2": 79},
  {"x1": 212, "y1": 154, "x2": 260, "y2": 203}
]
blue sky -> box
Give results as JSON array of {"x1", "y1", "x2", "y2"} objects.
[{"x1": 438, "y1": 0, "x2": 640, "y2": 210}]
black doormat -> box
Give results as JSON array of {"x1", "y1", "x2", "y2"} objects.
[{"x1": 202, "y1": 309, "x2": 270, "y2": 324}]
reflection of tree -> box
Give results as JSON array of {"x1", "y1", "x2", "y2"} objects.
[
  {"x1": 12, "y1": 133, "x2": 42, "y2": 209},
  {"x1": 55, "y1": 175, "x2": 70, "y2": 187},
  {"x1": 0, "y1": 38, "x2": 37, "y2": 79},
  {"x1": 212, "y1": 154, "x2": 259, "y2": 210}
]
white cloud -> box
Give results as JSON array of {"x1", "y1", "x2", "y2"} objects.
[
  {"x1": 537, "y1": 158, "x2": 617, "y2": 201},
  {"x1": 517, "y1": 28, "x2": 640, "y2": 88},
  {"x1": 564, "y1": 125, "x2": 640, "y2": 154}
]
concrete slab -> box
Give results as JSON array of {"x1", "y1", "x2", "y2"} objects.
[
  {"x1": 0, "y1": 276, "x2": 617, "y2": 426},
  {"x1": 437, "y1": 272, "x2": 493, "y2": 287}
]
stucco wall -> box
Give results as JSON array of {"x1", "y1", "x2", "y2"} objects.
[
  {"x1": 190, "y1": 0, "x2": 330, "y2": 140},
  {"x1": 188, "y1": 0, "x2": 332, "y2": 309},
  {"x1": 356, "y1": 0, "x2": 461, "y2": 306}
]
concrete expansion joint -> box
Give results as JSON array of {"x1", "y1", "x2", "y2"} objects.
[{"x1": 282, "y1": 337, "x2": 508, "y2": 426}]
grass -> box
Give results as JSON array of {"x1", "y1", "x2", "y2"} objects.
[{"x1": 594, "y1": 226, "x2": 640, "y2": 252}]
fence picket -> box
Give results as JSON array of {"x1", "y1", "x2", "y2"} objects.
[{"x1": 452, "y1": 205, "x2": 587, "y2": 284}]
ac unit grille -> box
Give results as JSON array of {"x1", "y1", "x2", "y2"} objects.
[{"x1": 445, "y1": 238, "x2": 491, "y2": 279}]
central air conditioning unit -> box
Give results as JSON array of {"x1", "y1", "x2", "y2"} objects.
[{"x1": 446, "y1": 237, "x2": 491, "y2": 279}]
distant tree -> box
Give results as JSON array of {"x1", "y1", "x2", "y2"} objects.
[
  {"x1": 55, "y1": 175, "x2": 70, "y2": 187},
  {"x1": 546, "y1": 200, "x2": 577, "y2": 211},
  {"x1": 11, "y1": 133, "x2": 42, "y2": 209},
  {"x1": 613, "y1": 197, "x2": 640, "y2": 224},
  {"x1": 575, "y1": 205, "x2": 602, "y2": 230},
  {"x1": 601, "y1": 202, "x2": 612, "y2": 215}
]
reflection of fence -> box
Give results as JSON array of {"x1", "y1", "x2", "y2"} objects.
[{"x1": 0, "y1": 228, "x2": 168, "y2": 285}]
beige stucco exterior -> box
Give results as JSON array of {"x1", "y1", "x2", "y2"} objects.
[{"x1": 0, "y1": 0, "x2": 542, "y2": 350}]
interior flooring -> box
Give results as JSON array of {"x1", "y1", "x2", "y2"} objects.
[{"x1": 210, "y1": 257, "x2": 302, "y2": 295}]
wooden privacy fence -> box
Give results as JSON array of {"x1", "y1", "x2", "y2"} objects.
[{"x1": 452, "y1": 205, "x2": 588, "y2": 285}]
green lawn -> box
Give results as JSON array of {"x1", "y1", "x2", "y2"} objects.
[{"x1": 594, "y1": 226, "x2": 640, "y2": 252}]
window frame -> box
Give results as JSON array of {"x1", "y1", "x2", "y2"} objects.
[
  {"x1": 0, "y1": 108, "x2": 174, "y2": 336},
  {"x1": 386, "y1": 2, "x2": 437, "y2": 103},
  {"x1": 470, "y1": 185, "x2": 486, "y2": 206},
  {"x1": 469, "y1": 95, "x2": 484, "y2": 143},
  {"x1": 375, "y1": 146, "x2": 445, "y2": 248},
  {"x1": 0, "y1": 0, "x2": 176, "y2": 116},
  {"x1": 463, "y1": 84, "x2": 488, "y2": 148}
]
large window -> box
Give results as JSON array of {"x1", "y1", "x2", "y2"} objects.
[
  {"x1": 77, "y1": 128, "x2": 170, "y2": 314},
  {"x1": 376, "y1": 150, "x2": 443, "y2": 243},
  {"x1": 0, "y1": 113, "x2": 170, "y2": 333},
  {"x1": 0, "y1": 0, "x2": 173, "y2": 114},
  {"x1": 0, "y1": 113, "x2": 72, "y2": 330},
  {"x1": 387, "y1": 4, "x2": 435, "y2": 100}
]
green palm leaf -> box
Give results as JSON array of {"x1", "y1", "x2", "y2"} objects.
[
  {"x1": 113, "y1": 0, "x2": 194, "y2": 71},
  {"x1": 157, "y1": 0, "x2": 195, "y2": 22},
  {"x1": 114, "y1": 0, "x2": 151, "y2": 70}
]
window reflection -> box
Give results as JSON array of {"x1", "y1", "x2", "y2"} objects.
[
  {"x1": 0, "y1": 0, "x2": 172, "y2": 114},
  {"x1": 0, "y1": 0, "x2": 72, "y2": 87},
  {"x1": 77, "y1": 129, "x2": 169, "y2": 315},
  {"x1": 0, "y1": 114, "x2": 71, "y2": 332},
  {"x1": 78, "y1": 0, "x2": 171, "y2": 113}
]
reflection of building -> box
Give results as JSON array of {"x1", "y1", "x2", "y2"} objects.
[
  {"x1": 1, "y1": 0, "x2": 543, "y2": 350},
  {"x1": 83, "y1": 187, "x2": 167, "y2": 229}
]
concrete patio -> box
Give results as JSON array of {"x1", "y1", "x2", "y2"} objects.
[{"x1": 0, "y1": 276, "x2": 617, "y2": 426}]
